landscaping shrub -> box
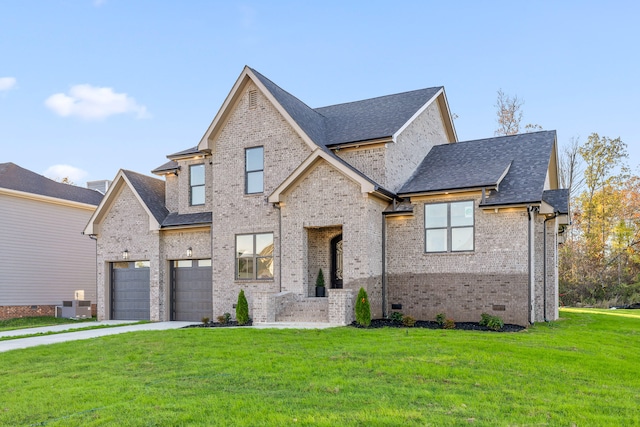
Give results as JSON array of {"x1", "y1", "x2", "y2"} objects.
[
  {"x1": 435, "y1": 313, "x2": 446, "y2": 327},
  {"x1": 316, "y1": 269, "x2": 325, "y2": 288},
  {"x1": 479, "y1": 313, "x2": 504, "y2": 331},
  {"x1": 216, "y1": 313, "x2": 231, "y2": 324},
  {"x1": 236, "y1": 290, "x2": 250, "y2": 325},
  {"x1": 355, "y1": 287, "x2": 371, "y2": 327},
  {"x1": 402, "y1": 315, "x2": 416, "y2": 327},
  {"x1": 390, "y1": 311, "x2": 403, "y2": 322},
  {"x1": 201, "y1": 317, "x2": 210, "y2": 324},
  {"x1": 443, "y1": 318, "x2": 456, "y2": 329}
]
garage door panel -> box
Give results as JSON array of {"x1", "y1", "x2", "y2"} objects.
[
  {"x1": 172, "y1": 262, "x2": 212, "y2": 321},
  {"x1": 112, "y1": 263, "x2": 150, "y2": 320}
]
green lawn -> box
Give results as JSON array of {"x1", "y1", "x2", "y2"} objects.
[
  {"x1": 0, "y1": 310, "x2": 638, "y2": 426},
  {"x1": 0, "y1": 316, "x2": 96, "y2": 332}
]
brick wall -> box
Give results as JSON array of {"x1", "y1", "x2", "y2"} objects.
[
  {"x1": 97, "y1": 184, "x2": 161, "y2": 320},
  {"x1": 281, "y1": 160, "x2": 388, "y2": 320},
  {"x1": 208, "y1": 81, "x2": 312, "y2": 318},
  {"x1": 385, "y1": 194, "x2": 532, "y2": 326}
]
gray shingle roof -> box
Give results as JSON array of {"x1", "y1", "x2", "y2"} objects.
[
  {"x1": 167, "y1": 146, "x2": 203, "y2": 159},
  {"x1": 152, "y1": 160, "x2": 180, "y2": 175},
  {"x1": 316, "y1": 88, "x2": 442, "y2": 146},
  {"x1": 0, "y1": 162, "x2": 103, "y2": 205},
  {"x1": 399, "y1": 131, "x2": 558, "y2": 207},
  {"x1": 542, "y1": 189, "x2": 570, "y2": 214},
  {"x1": 122, "y1": 170, "x2": 169, "y2": 225},
  {"x1": 162, "y1": 212, "x2": 212, "y2": 227},
  {"x1": 250, "y1": 67, "x2": 442, "y2": 148}
]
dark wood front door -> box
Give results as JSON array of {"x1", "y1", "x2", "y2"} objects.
[{"x1": 330, "y1": 234, "x2": 343, "y2": 289}]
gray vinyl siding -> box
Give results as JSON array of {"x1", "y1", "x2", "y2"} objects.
[{"x1": 0, "y1": 193, "x2": 97, "y2": 305}]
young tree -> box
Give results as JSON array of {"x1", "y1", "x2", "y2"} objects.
[
  {"x1": 236, "y1": 289, "x2": 249, "y2": 325},
  {"x1": 494, "y1": 89, "x2": 523, "y2": 136},
  {"x1": 355, "y1": 287, "x2": 371, "y2": 327}
]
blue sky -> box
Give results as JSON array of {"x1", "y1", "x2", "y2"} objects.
[{"x1": 1, "y1": 1, "x2": 638, "y2": 186}]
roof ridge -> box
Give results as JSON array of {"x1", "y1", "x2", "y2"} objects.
[
  {"x1": 314, "y1": 86, "x2": 443, "y2": 111},
  {"x1": 453, "y1": 130, "x2": 556, "y2": 145}
]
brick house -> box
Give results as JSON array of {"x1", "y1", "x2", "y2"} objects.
[
  {"x1": 84, "y1": 66, "x2": 568, "y2": 326},
  {"x1": 0, "y1": 163, "x2": 102, "y2": 319}
]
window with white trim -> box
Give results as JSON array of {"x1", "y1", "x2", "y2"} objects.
[
  {"x1": 245, "y1": 147, "x2": 264, "y2": 194},
  {"x1": 190, "y1": 164, "x2": 205, "y2": 206},
  {"x1": 425, "y1": 201, "x2": 474, "y2": 252},
  {"x1": 236, "y1": 233, "x2": 274, "y2": 280}
]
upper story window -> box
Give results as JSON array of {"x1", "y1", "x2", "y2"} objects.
[
  {"x1": 245, "y1": 146, "x2": 264, "y2": 194},
  {"x1": 425, "y1": 201, "x2": 474, "y2": 253},
  {"x1": 190, "y1": 164, "x2": 205, "y2": 206}
]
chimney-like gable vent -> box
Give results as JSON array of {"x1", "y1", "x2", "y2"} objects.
[{"x1": 248, "y1": 89, "x2": 257, "y2": 109}]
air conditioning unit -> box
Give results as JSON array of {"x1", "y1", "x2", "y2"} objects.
[{"x1": 61, "y1": 300, "x2": 92, "y2": 319}]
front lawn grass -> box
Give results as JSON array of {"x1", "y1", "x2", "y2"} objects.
[
  {"x1": 0, "y1": 316, "x2": 95, "y2": 332},
  {"x1": 0, "y1": 309, "x2": 638, "y2": 426}
]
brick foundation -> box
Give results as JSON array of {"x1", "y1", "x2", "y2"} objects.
[{"x1": 0, "y1": 304, "x2": 97, "y2": 320}]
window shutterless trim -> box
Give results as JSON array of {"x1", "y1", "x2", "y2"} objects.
[
  {"x1": 245, "y1": 146, "x2": 264, "y2": 194},
  {"x1": 424, "y1": 201, "x2": 475, "y2": 253},
  {"x1": 189, "y1": 163, "x2": 205, "y2": 206},
  {"x1": 235, "y1": 232, "x2": 274, "y2": 280}
]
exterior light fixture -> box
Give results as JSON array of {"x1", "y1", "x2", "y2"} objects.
[
  {"x1": 187, "y1": 247, "x2": 193, "y2": 258},
  {"x1": 122, "y1": 249, "x2": 129, "y2": 260}
]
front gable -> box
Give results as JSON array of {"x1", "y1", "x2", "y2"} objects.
[
  {"x1": 84, "y1": 170, "x2": 165, "y2": 235},
  {"x1": 268, "y1": 149, "x2": 394, "y2": 204},
  {"x1": 197, "y1": 66, "x2": 320, "y2": 154}
]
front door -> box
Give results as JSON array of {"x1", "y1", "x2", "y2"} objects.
[{"x1": 330, "y1": 234, "x2": 343, "y2": 289}]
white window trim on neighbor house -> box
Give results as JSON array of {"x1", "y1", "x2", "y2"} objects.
[{"x1": 424, "y1": 201, "x2": 475, "y2": 253}]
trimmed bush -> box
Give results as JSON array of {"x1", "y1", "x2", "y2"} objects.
[
  {"x1": 402, "y1": 315, "x2": 416, "y2": 327},
  {"x1": 443, "y1": 318, "x2": 456, "y2": 329},
  {"x1": 390, "y1": 311, "x2": 404, "y2": 322},
  {"x1": 201, "y1": 317, "x2": 210, "y2": 324},
  {"x1": 236, "y1": 290, "x2": 249, "y2": 325},
  {"x1": 435, "y1": 313, "x2": 446, "y2": 327},
  {"x1": 479, "y1": 313, "x2": 504, "y2": 331},
  {"x1": 316, "y1": 269, "x2": 325, "y2": 288},
  {"x1": 355, "y1": 287, "x2": 371, "y2": 327}
]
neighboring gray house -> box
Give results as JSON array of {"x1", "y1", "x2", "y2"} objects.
[
  {"x1": 84, "y1": 66, "x2": 568, "y2": 326},
  {"x1": 0, "y1": 163, "x2": 103, "y2": 319}
]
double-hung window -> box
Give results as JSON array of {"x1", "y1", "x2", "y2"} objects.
[
  {"x1": 236, "y1": 233, "x2": 274, "y2": 280},
  {"x1": 190, "y1": 164, "x2": 205, "y2": 206},
  {"x1": 425, "y1": 201, "x2": 474, "y2": 252},
  {"x1": 245, "y1": 147, "x2": 264, "y2": 194}
]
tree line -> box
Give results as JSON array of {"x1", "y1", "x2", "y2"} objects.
[{"x1": 492, "y1": 90, "x2": 638, "y2": 307}]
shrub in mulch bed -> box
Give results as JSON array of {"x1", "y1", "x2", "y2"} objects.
[
  {"x1": 350, "y1": 319, "x2": 525, "y2": 332},
  {"x1": 185, "y1": 320, "x2": 253, "y2": 328}
]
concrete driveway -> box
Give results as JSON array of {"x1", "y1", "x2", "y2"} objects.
[{"x1": 0, "y1": 321, "x2": 197, "y2": 353}]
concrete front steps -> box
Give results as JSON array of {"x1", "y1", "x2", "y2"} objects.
[{"x1": 275, "y1": 297, "x2": 329, "y2": 323}]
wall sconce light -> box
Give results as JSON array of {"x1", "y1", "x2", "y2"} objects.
[
  {"x1": 187, "y1": 247, "x2": 193, "y2": 258},
  {"x1": 122, "y1": 249, "x2": 129, "y2": 260}
]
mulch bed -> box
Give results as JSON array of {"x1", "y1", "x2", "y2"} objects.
[
  {"x1": 351, "y1": 319, "x2": 525, "y2": 332},
  {"x1": 185, "y1": 320, "x2": 253, "y2": 328}
]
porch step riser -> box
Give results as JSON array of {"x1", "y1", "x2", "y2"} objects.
[{"x1": 275, "y1": 299, "x2": 329, "y2": 323}]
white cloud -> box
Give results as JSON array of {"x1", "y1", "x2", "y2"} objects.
[
  {"x1": 0, "y1": 77, "x2": 17, "y2": 91},
  {"x1": 93, "y1": 0, "x2": 107, "y2": 6},
  {"x1": 44, "y1": 164, "x2": 89, "y2": 184},
  {"x1": 44, "y1": 84, "x2": 150, "y2": 120}
]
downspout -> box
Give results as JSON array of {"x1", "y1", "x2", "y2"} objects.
[
  {"x1": 543, "y1": 212, "x2": 559, "y2": 322},
  {"x1": 275, "y1": 203, "x2": 283, "y2": 293},
  {"x1": 381, "y1": 212, "x2": 387, "y2": 318},
  {"x1": 88, "y1": 233, "x2": 98, "y2": 320},
  {"x1": 527, "y1": 206, "x2": 533, "y2": 324}
]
